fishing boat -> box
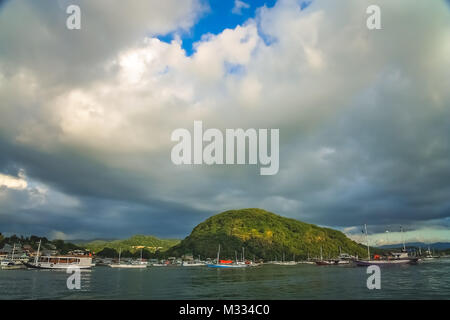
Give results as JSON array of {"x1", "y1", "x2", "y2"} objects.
[
  {"x1": 23, "y1": 241, "x2": 94, "y2": 270},
  {"x1": 110, "y1": 248, "x2": 147, "y2": 268},
  {"x1": 354, "y1": 225, "x2": 418, "y2": 266}
]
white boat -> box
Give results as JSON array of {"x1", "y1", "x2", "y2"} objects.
[
  {"x1": 151, "y1": 262, "x2": 169, "y2": 267},
  {"x1": 273, "y1": 253, "x2": 297, "y2": 265},
  {"x1": 315, "y1": 246, "x2": 336, "y2": 265},
  {"x1": 110, "y1": 263, "x2": 147, "y2": 268},
  {"x1": 0, "y1": 244, "x2": 26, "y2": 269},
  {"x1": 182, "y1": 261, "x2": 205, "y2": 266},
  {"x1": 422, "y1": 246, "x2": 439, "y2": 260},
  {"x1": 23, "y1": 255, "x2": 94, "y2": 269},
  {"x1": 23, "y1": 240, "x2": 94, "y2": 269},
  {"x1": 1, "y1": 259, "x2": 24, "y2": 269},
  {"x1": 109, "y1": 248, "x2": 147, "y2": 268}
]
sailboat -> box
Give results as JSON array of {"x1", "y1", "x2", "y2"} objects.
[
  {"x1": 315, "y1": 246, "x2": 335, "y2": 265},
  {"x1": 1, "y1": 243, "x2": 25, "y2": 270},
  {"x1": 298, "y1": 250, "x2": 315, "y2": 264},
  {"x1": 354, "y1": 225, "x2": 418, "y2": 266},
  {"x1": 182, "y1": 255, "x2": 206, "y2": 266},
  {"x1": 206, "y1": 245, "x2": 251, "y2": 268},
  {"x1": 274, "y1": 252, "x2": 297, "y2": 265},
  {"x1": 334, "y1": 247, "x2": 352, "y2": 265},
  {"x1": 110, "y1": 248, "x2": 147, "y2": 268},
  {"x1": 423, "y1": 246, "x2": 439, "y2": 260}
]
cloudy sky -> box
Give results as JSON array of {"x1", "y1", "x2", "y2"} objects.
[{"x1": 1, "y1": 0, "x2": 449, "y2": 245}]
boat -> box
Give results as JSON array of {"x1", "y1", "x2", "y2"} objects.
[
  {"x1": 1, "y1": 243, "x2": 27, "y2": 269},
  {"x1": 206, "y1": 245, "x2": 251, "y2": 268},
  {"x1": 109, "y1": 248, "x2": 147, "y2": 268},
  {"x1": 333, "y1": 249, "x2": 354, "y2": 265},
  {"x1": 22, "y1": 240, "x2": 94, "y2": 270},
  {"x1": 354, "y1": 225, "x2": 418, "y2": 266},
  {"x1": 422, "y1": 246, "x2": 439, "y2": 261},
  {"x1": 315, "y1": 246, "x2": 337, "y2": 265},
  {"x1": 149, "y1": 259, "x2": 172, "y2": 266},
  {"x1": 298, "y1": 251, "x2": 316, "y2": 264},
  {"x1": 1, "y1": 259, "x2": 26, "y2": 270},
  {"x1": 273, "y1": 253, "x2": 297, "y2": 265},
  {"x1": 1, "y1": 263, "x2": 25, "y2": 270},
  {"x1": 110, "y1": 262, "x2": 147, "y2": 268},
  {"x1": 182, "y1": 261, "x2": 205, "y2": 266},
  {"x1": 23, "y1": 256, "x2": 94, "y2": 269}
]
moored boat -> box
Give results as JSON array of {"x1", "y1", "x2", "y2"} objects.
[
  {"x1": 23, "y1": 256, "x2": 94, "y2": 269},
  {"x1": 206, "y1": 245, "x2": 253, "y2": 268},
  {"x1": 22, "y1": 240, "x2": 94, "y2": 270},
  {"x1": 354, "y1": 225, "x2": 418, "y2": 266},
  {"x1": 182, "y1": 261, "x2": 205, "y2": 266},
  {"x1": 422, "y1": 247, "x2": 439, "y2": 261},
  {"x1": 109, "y1": 248, "x2": 147, "y2": 268}
]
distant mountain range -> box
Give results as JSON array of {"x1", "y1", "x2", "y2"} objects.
[{"x1": 379, "y1": 242, "x2": 450, "y2": 250}]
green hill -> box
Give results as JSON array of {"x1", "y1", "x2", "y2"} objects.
[
  {"x1": 82, "y1": 235, "x2": 180, "y2": 254},
  {"x1": 167, "y1": 208, "x2": 371, "y2": 260}
]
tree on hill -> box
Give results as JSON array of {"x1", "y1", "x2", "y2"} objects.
[{"x1": 96, "y1": 247, "x2": 118, "y2": 258}]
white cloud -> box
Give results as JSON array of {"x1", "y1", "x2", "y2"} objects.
[
  {"x1": 0, "y1": 171, "x2": 27, "y2": 190},
  {"x1": 232, "y1": 0, "x2": 250, "y2": 15}
]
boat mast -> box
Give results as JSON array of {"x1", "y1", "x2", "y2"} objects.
[
  {"x1": 365, "y1": 224, "x2": 370, "y2": 260},
  {"x1": 34, "y1": 240, "x2": 41, "y2": 264},
  {"x1": 11, "y1": 243, "x2": 16, "y2": 261},
  {"x1": 217, "y1": 244, "x2": 220, "y2": 264},
  {"x1": 401, "y1": 226, "x2": 406, "y2": 251},
  {"x1": 118, "y1": 248, "x2": 122, "y2": 264},
  {"x1": 320, "y1": 246, "x2": 323, "y2": 261},
  {"x1": 242, "y1": 247, "x2": 245, "y2": 262}
]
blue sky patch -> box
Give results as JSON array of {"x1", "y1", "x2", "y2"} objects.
[{"x1": 158, "y1": 0, "x2": 278, "y2": 56}]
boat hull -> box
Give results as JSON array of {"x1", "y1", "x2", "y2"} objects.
[
  {"x1": 182, "y1": 263, "x2": 205, "y2": 267},
  {"x1": 206, "y1": 264, "x2": 249, "y2": 268},
  {"x1": 315, "y1": 261, "x2": 335, "y2": 266},
  {"x1": 109, "y1": 264, "x2": 147, "y2": 268},
  {"x1": 23, "y1": 262, "x2": 93, "y2": 269},
  {"x1": 354, "y1": 258, "x2": 418, "y2": 266}
]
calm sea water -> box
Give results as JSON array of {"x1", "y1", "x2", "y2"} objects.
[{"x1": 1, "y1": 259, "x2": 449, "y2": 300}]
